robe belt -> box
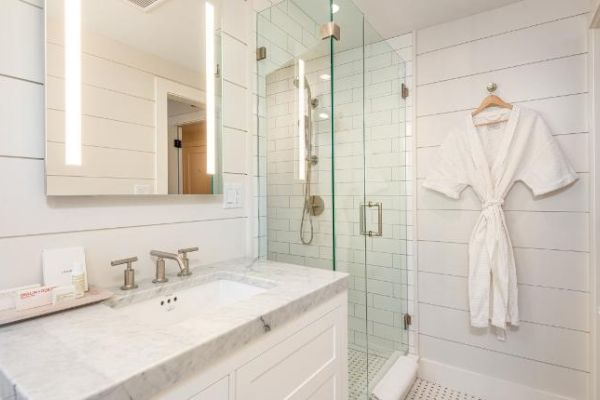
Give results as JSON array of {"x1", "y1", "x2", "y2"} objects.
[{"x1": 482, "y1": 199, "x2": 504, "y2": 209}]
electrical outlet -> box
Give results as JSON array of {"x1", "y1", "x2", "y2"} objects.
[{"x1": 134, "y1": 184, "x2": 151, "y2": 194}]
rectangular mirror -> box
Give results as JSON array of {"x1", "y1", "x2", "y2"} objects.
[{"x1": 45, "y1": 0, "x2": 223, "y2": 195}]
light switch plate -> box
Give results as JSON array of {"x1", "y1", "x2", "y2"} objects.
[{"x1": 223, "y1": 183, "x2": 243, "y2": 209}]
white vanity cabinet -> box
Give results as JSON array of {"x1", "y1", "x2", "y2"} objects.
[
  {"x1": 188, "y1": 377, "x2": 229, "y2": 400},
  {"x1": 155, "y1": 292, "x2": 348, "y2": 400}
]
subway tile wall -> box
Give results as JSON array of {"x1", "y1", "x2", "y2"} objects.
[{"x1": 251, "y1": 0, "x2": 416, "y2": 358}]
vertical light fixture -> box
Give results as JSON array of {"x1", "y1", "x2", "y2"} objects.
[
  {"x1": 298, "y1": 59, "x2": 305, "y2": 181},
  {"x1": 65, "y1": 0, "x2": 82, "y2": 166},
  {"x1": 205, "y1": 1, "x2": 216, "y2": 175}
]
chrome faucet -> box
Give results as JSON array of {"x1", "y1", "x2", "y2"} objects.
[{"x1": 150, "y1": 250, "x2": 187, "y2": 283}]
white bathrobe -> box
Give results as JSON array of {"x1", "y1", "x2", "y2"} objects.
[{"x1": 423, "y1": 106, "x2": 577, "y2": 330}]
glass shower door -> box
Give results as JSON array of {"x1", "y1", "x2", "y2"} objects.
[
  {"x1": 362, "y1": 19, "x2": 409, "y2": 382},
  {"x1": 331, "y1": 1, "x2": 409, "y2": 398},
  {"x1": 256, "y1": 1, "x2": 408, "y2": 398}
]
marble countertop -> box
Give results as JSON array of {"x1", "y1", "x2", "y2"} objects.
[{"x1": 0, "y1": 258, "x2": 348, "y2": 400}]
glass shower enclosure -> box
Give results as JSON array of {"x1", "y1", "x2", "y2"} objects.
[{"x1": 256, "y1": 1, "x2": 409, "y2": 398}]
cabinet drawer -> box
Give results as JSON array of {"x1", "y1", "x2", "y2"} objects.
[{"x1": 235, "y1": 309, "x2": 341, "y2": 400}]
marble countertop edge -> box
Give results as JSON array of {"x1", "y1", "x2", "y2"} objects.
[{"x1": 0, "y1": 258, "x2": 348, "y2": 400}]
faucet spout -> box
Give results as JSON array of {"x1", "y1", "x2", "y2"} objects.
[{"x1": 150, "y1": 250, "x2": 186, "y2": 272}]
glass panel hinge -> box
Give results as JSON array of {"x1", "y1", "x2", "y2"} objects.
[
  {"x1": 402, "y1": 83, "x2": 409, "y2": 99},
  {"x1": 256, "y1": 47, "x2": 267, "y2": 61},
  {"x1": 403, "y1": 313, "x2": 412, "y2": 330},
  {"x1": 320, "y1": 22, "x2": 340, "y2": 41}
]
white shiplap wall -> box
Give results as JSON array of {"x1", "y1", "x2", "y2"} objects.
[
  {"x1": 415, "y1": 0, "x2": 591, "y2": 399},
  {"x1": 45, "y1": 17, "x2": 205, "y2": 195},
  {"x1": 0, "y1": 0, "x2": 251, "y2": 290}
]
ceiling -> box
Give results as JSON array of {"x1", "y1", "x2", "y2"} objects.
[
  {"x1": 168, "y1": 97, "x2": 205, "y2": 118},
  {"x1": 351, "y1": 0, "x2": 524, "y2": 38}
]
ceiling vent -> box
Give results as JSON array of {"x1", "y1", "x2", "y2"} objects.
[{"x1": 122, "y1": 0, "x2": 171, "y2": 12}]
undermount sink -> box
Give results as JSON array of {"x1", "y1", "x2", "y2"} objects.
[{"x1": 110, "y1": 279, "x2": 269, "y2": 325}]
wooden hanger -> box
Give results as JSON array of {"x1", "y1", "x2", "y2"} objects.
[{"x1": 472, "y1": 83, "x2": 513, "y2": 126}]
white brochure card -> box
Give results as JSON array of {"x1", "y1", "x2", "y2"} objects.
[{"x1": 42, "y1": 247, "x2": 88, "y2": 290}]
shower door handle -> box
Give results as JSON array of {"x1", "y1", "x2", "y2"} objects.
[{"x1": 359, "y1": 202, "x2": 383, "y2": 237}]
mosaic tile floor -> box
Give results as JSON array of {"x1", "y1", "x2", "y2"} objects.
[
  {"x1": 406, "y1": 378, "x2": 483, "y2": 400},
  {"x1": 348, "y1": 348, "x2": 388, "y2": 400},
  {"x1": 349, "y1": 348, "x2": 482, "y2": 400}
]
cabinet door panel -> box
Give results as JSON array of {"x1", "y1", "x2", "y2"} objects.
[
  {"x1": 236, "y1": 310, "x2": 340, "y2": 400},
  {"x1": 189, "y1": 376, "x2": 229, "y2": 400},
  {"x1": 306, "y1": 375, "x2": 336, "y2": 400}
]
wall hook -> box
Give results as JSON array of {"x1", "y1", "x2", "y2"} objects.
[{"x1": 486, "y1": 82, "x2": 498, "y2": 93}]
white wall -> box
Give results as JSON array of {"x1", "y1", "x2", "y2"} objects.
[
  {"x1": 0, "y1": 0, "x2": 251, "y2": 290},
  {"x1": 45, "y1": 20, "x2": 204, "y2": 195},
  {"x1": 414, "y1": 0, "x2": 591, "y2": 399}
]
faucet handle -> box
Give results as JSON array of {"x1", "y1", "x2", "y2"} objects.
[
  {"x1": 111, "y1": 256, "x2": 138, "y2": 269},
  {"x1": 177, "y1": 247, "x2": 198, "y2": 277},
  {"x1": 178, "y1": 247, "x2": 199, "y2": 255},
  {"x1": 111, "y1": 257, "x2": 139, "y2": 290}
]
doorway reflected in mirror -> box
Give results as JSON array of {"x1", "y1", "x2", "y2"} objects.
[{"x1": 167, "y1": 97, "x2": 211, "y2": 194}]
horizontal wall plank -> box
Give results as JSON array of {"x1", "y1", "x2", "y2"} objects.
[
  {"x1": 418, "y1": 241, "x2": 589, "y2": 292},
  {"x1": 222, "y1": 33, "x2": 248, "y2": 88},
  {"x1": 0, "y1": 217, "x2": 247, "y2": 290},
  {"x1": 46, "y1": 76, "x2": 155, "y2": 127},
  {"x1": 47, "y1": 176, "x2": 155, "y2": 196},
  {"x1": 223, "y1": 128, "x2": 248, "y2": 174},
  {"x1": 223, "y1": 81, "x2": 248, "y2": 131},
  {"x1": 417, "y1": 173, "x2": 589, "y2": 212},
  {"x1": 418, "y1": 272, "x2": 590, "y2": 331},
  {"x1": 418, "y1": 335, "x2": 589, "y2": 400},
  {"x1": 417, "y1": 55, "x2": 587, "y2": 117},
  {"x1": 417, "y1": 94, "x2": 589, "y2": 148},
  {"x1": 416, "y1": 0, "x2": 590, "y2": 54},
  {"x1": 417, "y1": 15, "x2": 587, "y2": 85},
  {"x1": 417, "y1": 133, "x2": 590, "y2": 177},
  {"x1": 46, "y1": 18, "x2": 202, "y2": 90},
  {"x1": 47, "y1": 43, "x2": 155, "y2": 100},
  {"x1": 419, "y1": 303, "x2": 589, "y2": 371},
  {"x1": 46, "y1": 142, "x2": 155, "y2": 180},
  {"x1": 417, "y1": 209, "x2": 589, "y2": 252},
  {"x1": 0, "y1": 0, "x2": 43, "y2": 83},
  {"x1": 0, "y1": 158, "x2": 245, "y2": 239},
  {"x1": 0, "y1": 76, "x2": 44, "y2": 158},
  {"x1": 222, "y1": 0, "x2": 249, "y2": 44},
  {"x1": 46, "y1": 109, "x2": 155, "y2": 153},
  {"x1": 505, "y1": 210, "x2": 589, "y2": 252}
]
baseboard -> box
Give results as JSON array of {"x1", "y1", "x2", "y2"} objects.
[{"x1": 418, "y1": 358, "x2": 573, "y2": 400}]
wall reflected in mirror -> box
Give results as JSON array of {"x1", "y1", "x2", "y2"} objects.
[{"x1": 45, "y1": 0, "x2": 223, "y2": 195}]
